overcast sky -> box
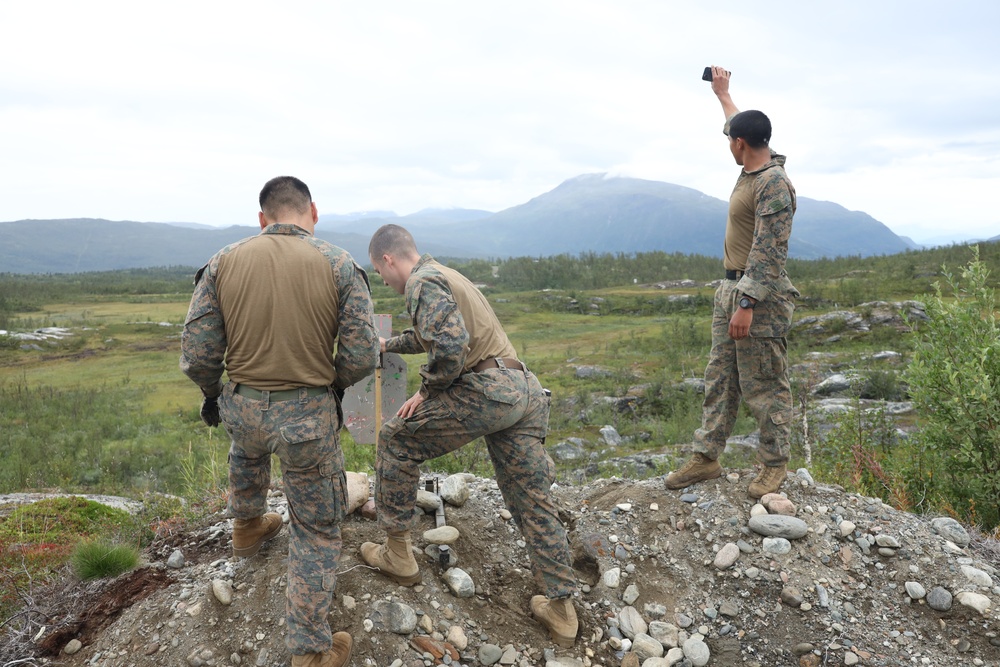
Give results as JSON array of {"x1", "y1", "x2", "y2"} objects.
[{"x1": 2, "y1": 1, "x2": 998, "y2": 245}]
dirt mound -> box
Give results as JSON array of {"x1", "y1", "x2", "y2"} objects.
[{"x1": 6, "y1": 472, "x2": 1000, "y2": 666}]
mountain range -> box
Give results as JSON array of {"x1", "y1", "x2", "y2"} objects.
[{"x1": 1, "y1": 174, "x2": 988, "y2": 274}]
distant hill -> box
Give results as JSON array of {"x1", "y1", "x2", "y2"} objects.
[{"x1": 1, "y1": 175, "x2": 917, "y2": 274}]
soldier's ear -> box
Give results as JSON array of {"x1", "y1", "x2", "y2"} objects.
[{"x1": 258, "y1": 212, "x2": 267, "y2": 230}]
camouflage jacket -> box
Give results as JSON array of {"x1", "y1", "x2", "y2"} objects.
[{"x1": 732, "y1": 151, "x2": 799, "y2": 302}]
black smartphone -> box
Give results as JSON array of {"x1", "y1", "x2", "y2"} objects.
[{"x1": 702, "y1": 66, "x2": 713, "y2": 82}]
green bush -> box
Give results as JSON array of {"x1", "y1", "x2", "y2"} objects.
[
  {"x1": 70, "y1": 540, "x2": 140, "y2": 580},
  {"x1": 902, "y1": 247, "x2": 1000, "y2": 528}
]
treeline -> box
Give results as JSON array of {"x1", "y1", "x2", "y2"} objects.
[
  {"x1": 2, "y1": 243, "x2": 998, "y2": 325},
  {"x1": 446, "y1": 240, "x2": 1000, "y2": 293}
]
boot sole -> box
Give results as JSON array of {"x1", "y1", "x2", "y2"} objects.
[
  {"x1": 664, "y1": 467, "x2": 723, "y2": 490},
  {"x1": 233, "y1": 522, "x2": 283, "y2": 558},
  {"x1": 384, "y1": 569, "x2": 422, "y2": 586}
]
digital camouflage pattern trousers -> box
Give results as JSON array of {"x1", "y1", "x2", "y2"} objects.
[
  {"x1": 218, "y1": 383, "x2": 347, "y2": 655},
  {"x1": 694, "y1": 280, "x2": 796, "y2": 466},
  {"x1": 376, "y1": 366, "x2": 578, "y2": 599}
]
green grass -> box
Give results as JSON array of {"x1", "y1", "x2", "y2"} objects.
[{"x1": 70, "y1": 540, "x2": 140, "y2": 580}]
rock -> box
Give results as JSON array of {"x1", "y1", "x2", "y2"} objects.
[
  {"x1": 618, "y1": 606, "x2": 648, "y2": 639},
  {"x1": 447, "y1": 625, "x2": 468, "y2": 650},
  {"x1": 631, "y1": 632, "x2": 664, "y2": 660},
  {"x1": 63, "y1": 639, "x2": 83, "y2": 655},
  {"x1": 647, "y1": 621, "x2": 679, "y2": 648},
  {"x1": 874, "y1": 534, "x2": 900, "y2": 548},
  {"x1": 619, "y1": 653, "x2": 640, "y2": 667},
  {"x1": 765, "y1": 497, "x2": 797, "y2": 516},
  {"x1": 479, "y1": 644, "x2": 503, "y2": 665},
  {"x1": 748, "y1": 514, "x2": 809, "y2": 539},
  {"x1": 603, "y1": 567, "x2": 622, "y2": 588},
  {"x1": 839, "y1": 520, "x2": 856, "y2": 538},
  {"x1": 371, "y1": 600, "x2": 418, "y2": 634},
  {"x1": 600, "y1": 425, "x2": 622, "y2": 446},
  {"x1": 423, "y1": 525, "x2": 460, "y2": 545},
  {"x1": 714, "y1": 542, "x2": 740, "y2": 569},
  {"x1": 762, "y1": 537, "x2": 792, "y2": 555},
  {"x1": 439, "y1": 474, "x2": 470, "y2": 507},
  {"x1": 665, "y1": 648, "x2": 686, "y2": 665},
  {"x1": 623, "y1": 583, "x2": 640, "y2": 605},
  {"x1": 166, "y1": 549, "x2": 185, "y2": 569},
  {"x1": 424, "y1": 544, "x2": 459, "y2": 567},
  {"x1": 211, "y1": 578, "x2": 233, "y2": 605},
  {"x1": 550, "y1": 440, "x2": 587, "y2": 461},
  {"x1": 443, "y1": 567, "x2": 475, "y2": 598},
  {"x1": 682, "y1": 636, "x2": 711, "y2": 666},
  {"x1": 844, "y1": 651, "x2": 860, "y2": 666},
  {"x1": 360, "y1": 498, "x2": 377, "y2": 520},
  {"x1": 904, "y1": 581, "x2": 926, "y2": 600},
  {"x1": 955, "y1": 591, "x2": 991, "y2": 614},
  {"x1": 344, "y1": 471, "x2": 369, "y2": 514},
  {"x1": 927, "y1": 586, "x2": 953, "y2": 611},
  {"x1": 931, "y1": 517, "x2": 970, "y2": 547},
  {"x1": 781, "y1": 587, "x2": 804, "y2": 607},
  {"x1": 960, "y1": 565, "x2": 993, "y2": 587},
  {"x1": 415, "y1": 489, "x2": 442, "y2": 511},
  {"x1": 409, "y1": 636, "x2": 458, "y2": 661}
]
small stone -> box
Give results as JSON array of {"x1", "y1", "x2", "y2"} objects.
[
  {"x1": 63, "y1": 639, "x2": 83, "y2": 655},
  {"x1": 423, "y1": 525, "x2": 460, "y2": 545},
  {"x1": 682, "y1": 637, "x2": 711, "y2": 667},
  {"x1": 623, "y1": 583, "x2": 640, "y2": 605},
  {"x1": 342, "y1": 595, "x2": 356, "y2": 610},
  {"x1": 904, "y1": 582, "x2": 925, "y2": 600},
  {"x1": 478, "y1": 644, "x2": 503, "y2": 666},
  {"x1": 631, "y1": 633, "x2": 664, "y2": 660},
  {"x1": 603, "y1": 567, "x2": 622, "y2": 589},
  {"x1": 447, "y1": 625, "x2": 468, "y2": 650},
  {"x1": 955, "y1": 591, "x2": 991, "y2": 614},
  {"x1": 618, "y1": 606, "x2": 648, "y2": 639},
  {"x1": 371, "y1": 600, "x2": 418, "y2": 634},
  {"x1": 927, "y1": 587, "x2": 953, "y2": 611},
  {"x1": 443, "y1": 568, "x2": 475, "y2": 598},
  {"x1": 499, "y1": 509, "x2": 512, "y2": 521},
  {"x1": 839, "y1": 521, "x2": 856, "y2": 538},
  {"x1": 714, "y1": 543, "x2": 740, "y2": 570},
  {"x1": 211, "y1": 579, "x2": 233, "y2": 606},
  {"x1": 166, "y1": 549, "x2": 185, "y2": 569},
  {"x1": 780, "y1": 587, "x2": 803, "y2": 608},
  {"x1": 416, "y1": 489, "x2": 443, "y2": 511},
  {"x1": 844, "y1": 650, "x2": 860, "y2": 665},
  {"x1": 931, "y1": 517, "x2": 970, "y2": 547},
  {"x1": 748, "y1": 515, "x2": 809, "y2": 540},
  {"x1": 440, "y1": 474, "x2": 470, "y2": 507},
  {"x1": 762, "y1": 537, "x2": 792, "y2": 555}
]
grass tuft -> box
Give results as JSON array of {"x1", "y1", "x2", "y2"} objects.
[{"x1": 70, "y1": 540, "x2": 140, "y2": 580}]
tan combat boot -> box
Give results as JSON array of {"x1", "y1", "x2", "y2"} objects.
[
  {"x1": 359, "y1": 530, "x2": 421, "y2": 585},
  {"x1": 531, "y1": 595, "x2": 578, "y2": 648},
  {"x1": 232, "y1": 512, "x2": 283, "y2": 558},
  {"x1": 663, "y1": 453, "x2": 723, "y2": 490},
  {"x1": 748, "y1": 463, "x2": 788, "y2": 499},
  {"x1": 290, "y1": 632, "x2": 353, "y2": 667}
]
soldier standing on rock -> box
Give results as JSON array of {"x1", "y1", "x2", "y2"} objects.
[
  {"x1": 180, "y1": 176, "x2": 378, "y2": 667},
  {"x1": 664, "y1": 65, "x2": 800, "y2": 499},
  {"x1": 361, "y1": 223, "x2": 580, "y2": 648}
]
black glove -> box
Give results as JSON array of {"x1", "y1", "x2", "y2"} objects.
[
  {"x1": 334, "y1": 386, "x2": 345, "y2": 405},
  {"x1": 200, "y1": 396, "x2": 220, "y2": 427}
]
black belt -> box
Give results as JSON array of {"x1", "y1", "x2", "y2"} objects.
[
  {"x1": 234, "y1": 385, "x2": 329, "y2": 401},
  {"x1": 472, "y1": 357, "x2": 524, "y2": 373},
  {"x1": 725, "y1": 270, "x2": 745, "y2": 280}
]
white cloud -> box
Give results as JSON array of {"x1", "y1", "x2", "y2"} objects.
[{"x1": 0, "y1": 0, "x2": 998, "y2": 243}]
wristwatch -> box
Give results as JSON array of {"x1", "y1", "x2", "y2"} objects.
[{"x1": 738, "y1": 296, "x2": 756, "y2": 310}]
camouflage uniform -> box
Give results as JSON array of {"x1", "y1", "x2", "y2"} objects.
[
  {"x1": 180, "y1": 224, "x2": 378, "y2": 654},
  {"x1": 379, "y1": 255, "x2": 577, "y2": 599},
  {"x1": 695, "y1": 144, "x2": 799, "y2": 466}
]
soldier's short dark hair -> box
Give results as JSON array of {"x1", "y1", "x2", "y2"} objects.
[
  {"x1": 369, "y1": 224, "x2": 418, "y2": 263},
  {"x1": 728, "y1": 110, "x2": 771, "y2": 149},
  {"x1": 259, "y1": 176, "x2": 312, "y2": 219}
]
